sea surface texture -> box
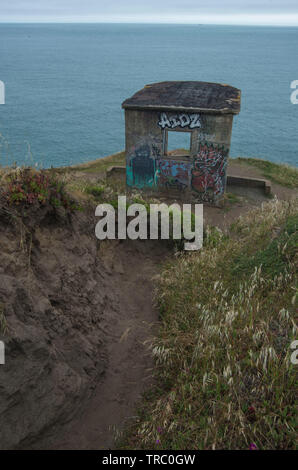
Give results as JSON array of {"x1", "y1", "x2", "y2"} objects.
[{"x1": 0, "y1": 24, "x2": 297, "y2": 167}]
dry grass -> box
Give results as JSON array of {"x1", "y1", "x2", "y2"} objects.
[{"x1": 122, "y1": 197, "x2": 298, "y2": 450}]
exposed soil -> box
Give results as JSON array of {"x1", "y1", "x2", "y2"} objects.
[
  {"x1": 0, "y1": 206, "x2": 115, "y2": 449},
  {"x1": 27, "y1": 239, "x2": 170, "y2": 450},
  {"x1": 0, "y1": 199, "x2": 171, "y2": 449}
]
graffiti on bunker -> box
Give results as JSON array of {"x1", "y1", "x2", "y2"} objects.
[
  {"x1": 157, "y1": 160, "x2": 190, "y2": 191},
  {"x1": 191, "y1": 142, "x2": 229, "y2": 202},
  {"x1": 158, "y1": 112, "x2": 201, "y2": 130},
  {"x1": 151, "y1": 144, "x2": 161, "y2": 158},
  {"x1": 126, "y1": 142, "x2": 156, "y2": 188}
]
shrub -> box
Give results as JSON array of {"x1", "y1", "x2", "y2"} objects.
[
  {"x1": 84, "y1": 184, "x2": 105, "y2": 200},
  {"x1": 3, "y1": 168, "x2": 80, "y2": 211}
]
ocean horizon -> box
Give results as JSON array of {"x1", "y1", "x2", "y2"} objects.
[{"x1": 0, "y1": 23, "x2": 297, "y2": 168}]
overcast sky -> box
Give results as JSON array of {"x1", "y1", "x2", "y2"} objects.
[{"x1": 0, "y1": 0, "x2": 298, "y2": 25}]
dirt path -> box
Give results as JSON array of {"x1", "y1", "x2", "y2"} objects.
[{"x1": 28, "y1": 239, "x2": 170, "y2": 450}]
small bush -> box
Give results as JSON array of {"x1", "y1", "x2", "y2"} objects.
[
  {"x1": 84, "y1": 184, "x2": 105, "y2": 200},
  {"x1": 3, "y1": 168, "x2": 80, "y2": 211}
]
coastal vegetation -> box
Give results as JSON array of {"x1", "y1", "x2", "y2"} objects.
[
  {"x1": 1, "y1": 167, "x2": 80, "y2": 211},
  {"x1": 121, "y1": 197, "x2": 297, "y2": 450}
]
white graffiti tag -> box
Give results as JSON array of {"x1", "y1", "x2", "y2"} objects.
[{"x1": 158, "y1": 112, "x2": 201, "y2": 130}]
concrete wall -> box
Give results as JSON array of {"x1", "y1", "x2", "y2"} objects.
[{"x1": 125, "y1": 108, "x2": 234, "y2": 204}]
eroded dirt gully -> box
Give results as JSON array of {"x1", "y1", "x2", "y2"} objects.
[
  {"x1": 30, "y1": 238, "x2": 171, "y2": 450},
  {"x1": 0, "y1": 201, "x2": 171, "y2": 450}
]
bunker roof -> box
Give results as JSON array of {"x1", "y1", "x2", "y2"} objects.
[{"x1": 122, "y1": 81, "x2": 241, "y2": 115}]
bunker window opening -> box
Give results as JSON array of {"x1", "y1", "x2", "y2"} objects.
[{"x1": 163, "y1": 130, "x2": 191, "y2": 157}]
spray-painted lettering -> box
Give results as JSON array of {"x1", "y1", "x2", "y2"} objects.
[
  {"x1": 158, "y1": 112, "x2": 201, "y2": 129},
  {"x1": 157, "y1": 160, "x2": 189, "y2": 191},
  {"x1": 191, "y1": 142, "x2": 229, "y2": 203}
]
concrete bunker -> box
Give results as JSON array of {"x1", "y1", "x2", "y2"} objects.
[{"x1": 122, "y1": 81, "x2": 241, "y2": 204}]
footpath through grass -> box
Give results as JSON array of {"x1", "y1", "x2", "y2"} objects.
[{"x1": 122, "y1": 197, "x2": 298, "y2": 450}]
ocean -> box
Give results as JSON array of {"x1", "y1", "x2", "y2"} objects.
[{"x1": 0, "y1": 23, "x2": 297, "y2": 168}]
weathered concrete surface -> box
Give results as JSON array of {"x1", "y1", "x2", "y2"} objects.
[
  {"x1": 122, "y1": 81, "x2": 241, "y2": 114},
  {"x1": 227, "y1": 175, "x2": 271, "y2": 195},
  {"x1": 106, "y1": 166, "x2": 126, "y2": 181},
  {"x1": 104, "y1": 164, "x2": 272, "y2": 199}
]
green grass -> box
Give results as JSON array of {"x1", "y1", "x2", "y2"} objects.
[
  {"x1": 63, "y1": 151, "x2": 125, "y2": 174},
  {"x1": 232, "y1": 157, "x2": 298, "y2": 189},
  {"x1": 84, "y1": 184, "x2": 105, "y2": 200},
  {"x1": 225, "y1": 192, "x2": 241, "y2": 204},
  {"x1": 121, "y1": 198, "x2": 298, "y2": 450},
  {"x1": 231, "y1": 214, "x2": 298, "y2": 280}
]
